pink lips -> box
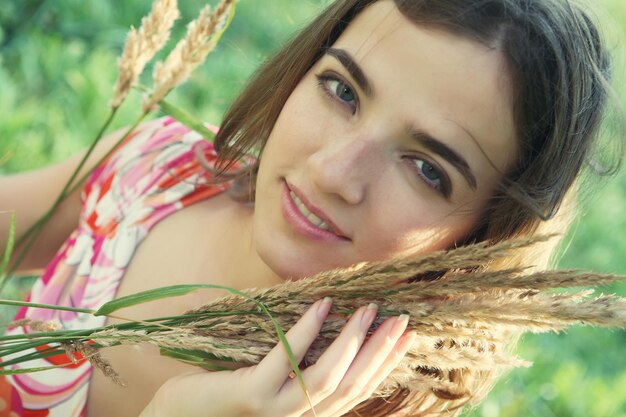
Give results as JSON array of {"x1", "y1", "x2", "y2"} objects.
[{"x1": 281, "y1": 181, "x2": 349, "y2": 242}]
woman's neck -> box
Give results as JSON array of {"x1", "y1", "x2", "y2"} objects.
[{"x1": 218, "y1": 198, "x2": 284, "y2": 289}]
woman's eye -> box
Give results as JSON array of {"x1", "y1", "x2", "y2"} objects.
[
  {"x1": 409, "y1": 158, "x2": 451, "y2": 197},
  {"x1": 316, "y1": 74, "x2": 357, "y2": 113},
  {"x1": 329, "y1": 79, "x2": 355, "y2": 103}
]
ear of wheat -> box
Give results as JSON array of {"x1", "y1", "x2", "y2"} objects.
[
  {"x1": 110, "y1": 0, "x2": 180, "y2": 109},
  {"x1": 144, "y1": 0, "x2": 237, "y2": 111}
]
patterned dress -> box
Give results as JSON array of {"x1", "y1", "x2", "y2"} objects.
[{"x1": 0, "y1": 117, "x2": 231, "y2": 417}]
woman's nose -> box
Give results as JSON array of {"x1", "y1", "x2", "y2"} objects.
[{"x1": 307, "y1": 137, "x2": 384, "y2": 205}]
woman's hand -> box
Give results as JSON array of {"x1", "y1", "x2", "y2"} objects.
[{"x1": 140, "y1": 298, "x2": 416, "y2": 417}]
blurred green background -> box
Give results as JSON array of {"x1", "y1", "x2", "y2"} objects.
[{"x1": 0, "y1": 0, "x2": 625, "y2": 416}]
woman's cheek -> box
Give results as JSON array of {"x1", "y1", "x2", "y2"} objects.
[{"x1": 364, "y1": 200, "x2": 476, "y2": 257}]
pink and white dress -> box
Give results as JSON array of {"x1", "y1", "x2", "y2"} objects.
[{"x1": 1, "y1": 117, "x2": 230, "y2": 417}]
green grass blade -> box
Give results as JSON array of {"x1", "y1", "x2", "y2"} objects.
[
  {"x1": 0, "y1": 299, "x2": 94, "y2": 315},
  {"x1": 0, "y1": 212, "x2": 17, "y2": 290},
  {"x1": 0, "y1": 346, "x2": 66, "y2": 368},
  {"x1": 160, "y1": 347, "x2": 235, "y2": 371},
  {"x1": 159, "y1": 100, "x2": 216, "y2": 141},
  {"x1": 94, "y1": 284, "x2": 254, "y2": 316},
  {"x1": 215, "y1": 0, "x2": 237, "y2": 46},
  {"x1": 0, "y1": 363, "x2": 74, "y2": 375},
  {"x1": 255, "y1": 302, "x2": 317, "y2": 416}
]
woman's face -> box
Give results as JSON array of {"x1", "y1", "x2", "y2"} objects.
[{"x1": 253, "y1": 0, "x2": 517, "y2": 280}]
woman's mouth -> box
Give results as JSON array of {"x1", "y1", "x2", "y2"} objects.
[
  {"x1": 289, "y1": 190, "x2": 333, "y2": 231},
  {"x1": 281, "y1": 181, "x2": 349, "y2": 242}
]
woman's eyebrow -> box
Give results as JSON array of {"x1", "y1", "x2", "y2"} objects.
[
  {"x1": 326, "y1": 48, "x2": 373, "y2": 96},
  {"x1": 411, "y1": 129, "x2": 478, "y2": 190}
]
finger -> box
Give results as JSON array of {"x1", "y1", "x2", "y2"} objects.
[
  {"x1": 280, "y1": 303, "x2": 379, "y2": 411},
  {"x1": 253, "y1": 297, "x2": 333, "y2": 390},
  {"x1": 330, "y1": 330, "x2": 417, "y2": 417},
  {"x1": 301, "y1": 314, "x2": 411, "y2": 417}
]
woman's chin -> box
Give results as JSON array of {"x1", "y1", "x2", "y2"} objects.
[{"x1": 260, "y1": 250, "x2": 348, "y2": 282}]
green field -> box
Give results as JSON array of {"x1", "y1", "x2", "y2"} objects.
[{"x1": 1, "y1": 1, "x2": 625, "y2": 415}]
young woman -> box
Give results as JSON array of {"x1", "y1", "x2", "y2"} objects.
[{"x1": 0, "y1": 0, "x2": 617, "y2": 416}]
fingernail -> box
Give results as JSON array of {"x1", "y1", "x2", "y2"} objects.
[
  {"x1": 361, "y1": 303, "x2": 378, "y2": 331},
  {"x1": 389, "y1": 314, "x2": 409, "y2": 339},
  {"x1": 317, "y1": 297, "x2": 333, "y2": 320}
]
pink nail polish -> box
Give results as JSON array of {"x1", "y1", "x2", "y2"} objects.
[{"x1": 317, "y1": 297, "x2": 333, "y2": 320}]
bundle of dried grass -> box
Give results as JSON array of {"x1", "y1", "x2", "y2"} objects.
[{"x1": 5, "y1": 236, "x2": 614, "y2": 401}]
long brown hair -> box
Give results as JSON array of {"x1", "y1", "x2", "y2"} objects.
[{"x1": 212, "y1": 0, "x2": 616, "y2": 415}]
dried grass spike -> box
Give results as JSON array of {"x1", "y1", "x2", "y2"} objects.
[
  {"x1": 111, "y1": 0, "x2": 180, "y2": 108},
  {"x1": 146, "y1": 0, "x2": 237, "y2": 110},
  {"x1": 79, "y1": 341, "x2": 127, "y2": 387}
]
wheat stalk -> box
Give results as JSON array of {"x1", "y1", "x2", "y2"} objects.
[
  {"x1": 110, "y1": 0, "x2": 180, "y2": 109},
  {"x1": 145, "y1": 0, "x2": 236, "y2": 111}
]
